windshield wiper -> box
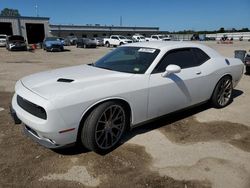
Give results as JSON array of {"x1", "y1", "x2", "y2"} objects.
[{"x1": 96, "y1": 66, "x2": 114, "y2": 71}]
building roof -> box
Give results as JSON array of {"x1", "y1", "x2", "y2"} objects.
[
  {"x1": 49, "y1": 24, "x2": 159, "y2": 32},
  {"x1": 0, "y1": 16, "x2": 49, "y2": 20}
]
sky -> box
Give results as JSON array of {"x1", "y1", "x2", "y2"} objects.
[{"x1": 0, "y1": 0, "x2": 249, "y2": 31}]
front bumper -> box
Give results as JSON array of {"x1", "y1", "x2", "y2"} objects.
[
  {"x1": 0, "y1": 42, "x2": 6, "y2": 47},
  {"x1": 11, "y1": 82, "x2": 78, "y2": 148},
  {"x1": 10, "y1": 105, "x2": 62, "y2": 148}
]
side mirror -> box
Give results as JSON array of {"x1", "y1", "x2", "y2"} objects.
[{"x1": 162, "y1": 64, "x2": 181, "y2": 77}]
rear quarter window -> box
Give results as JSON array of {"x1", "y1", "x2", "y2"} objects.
[{"x1": 192, "y1": 48, "x2": 210, "y2": 64}]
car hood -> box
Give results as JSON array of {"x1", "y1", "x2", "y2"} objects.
[{"x1": 21, "y1": 65, "x2": 134, "y2": 100}]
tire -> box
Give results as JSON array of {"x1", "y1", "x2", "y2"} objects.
[
  {"x1": 81, "y1": 101, "x2": 128, "y2": 154},
  {"x1": 119, "y1": 42, "x2": 124, "y2": 46},
  {"x1": 211, "y1": 76, "x2": 233, "y2": 108},
  {"x1": 105, "y1": 42, "x2": 110, "y2": 47},
  {"x1": 246, "y1": 66, "x2": 250, "y2": 74}
]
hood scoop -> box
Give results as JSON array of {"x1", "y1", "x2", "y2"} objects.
[{"x1": 57, "y1": 78, "x2": 74, "y2": 83}]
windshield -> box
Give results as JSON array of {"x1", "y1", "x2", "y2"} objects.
[
  {"x1": 9, "y1": 36, "x2": 24, "y2": 41},
  {"x1": 93, "y1": 47, "x2": 160, "y2": 74},
  {"x1": 46, "y1": 37, "x2": 59, "y2": 41},
  {"x1": 119, "y1": 36, "x2": 127, "y2": 39}
]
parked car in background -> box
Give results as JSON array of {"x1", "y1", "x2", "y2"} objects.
[
  {"x1": 58, "y1": 37, "x2": 65, "y2": 46},
  {"x1": 64, "y1": 36, "x2": 78, "y2": 46},
  {"x1": 11, "y1": 41, "x2": 244, "y2": 154},
  {"x1": 76, "y1": 38, "x2": 97, "y2": 48},
  {"x1": 43, "y1": 37, "x2": 64, "y2": 52},
  {"x1": 245, "y1": 53, "x2": 250, "y2": 74},
  {"x1": 91, "y1": 37, "x2": 104, "y2": 46},
  {"x1": 132, "y1": 34, "x2": 146, "y2": 42},
  {"x1": 146, "y1": 34, "x2": 171, "y2": 41},
  {"x1": 0, "y1": 34, "x2": 7, "y2": 47},
  {"x1": 103, "y1": 35, "x2": 133, "y2": 47},
  {"x1": 6, "y1": 35, "x2": 27, "y2": 51}
]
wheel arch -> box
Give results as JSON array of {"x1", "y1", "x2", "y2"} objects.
[
  {"x1": 77, "y1": 97, "x2": 133, "y2": 141},
  {"x1": 210, "y1": 73, "x2": 233, "y2": 99}
]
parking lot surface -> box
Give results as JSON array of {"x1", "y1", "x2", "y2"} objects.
[{"x1": 0, "y1": 42, "x2": 250, "y2": 188}]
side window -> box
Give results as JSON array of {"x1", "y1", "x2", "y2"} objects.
[
  {"x1": 153, "y1": 48, "x2": 197, "y2": 73},
  {"x1": 111, "y1": 36, "x2": 118, "y2": 40},
  {"x1": 192, "y1": 48, "x2": 210, "y2": 64},
  {"x1": 152, "y1": 36, "x2": 158, "y2": 39}
]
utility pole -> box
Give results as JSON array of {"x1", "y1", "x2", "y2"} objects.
[
  {"x1": 35, "y1": 5, "x2": 39, "y2": 17},
  {"x1": 120, "y1": 16, "x2": 123, "y2": 26}
]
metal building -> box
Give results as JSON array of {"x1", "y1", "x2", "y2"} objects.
[
  {"x1": 0, "y1": 16, "x2": 50, "y2": 44},
  {"x1": 0, "y1": 15, "x2": 160, "y2": 43},
  {"x1": 49, "y1": 24, "x2": 159, "y2": 38}
]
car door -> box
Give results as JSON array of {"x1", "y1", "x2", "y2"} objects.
[
  {"x1": 147, "y1": 48, "x2": 208, "y2": 119},
  {"x1": 111, "y1": 36, "x2": 119, "y2": 45}
]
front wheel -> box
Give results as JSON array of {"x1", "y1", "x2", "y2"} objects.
[
  {"x1": 211, "y1": 76, "x2": 233, "y2": 108},
  {"x1": 80, "y1": 101, "x2": 127, "y2": 153}
]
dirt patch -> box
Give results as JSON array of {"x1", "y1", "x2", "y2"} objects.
[
  {"x1": 73, "y1": 144, "x2": 211, "y2": 188},
  {"x1": 6, "y1": 60, "x2": 43, "y2": 64},
  {"x1": 0, "y1": 92, "x2": 210, "y2": 187},
  {"x1": 160, "y1": 117, "x2": 250, "y2": 152}
]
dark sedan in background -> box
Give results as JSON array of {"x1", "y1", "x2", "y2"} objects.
[
  {"x1": 43, "y1": 37, "x2": 64, "y2": 52},
  {"x1": 6, "y1": 35, "x2": 27, "y2": 51},
  {"x1": 76, "y1": 38, "x2": 97, "y2": 48}
]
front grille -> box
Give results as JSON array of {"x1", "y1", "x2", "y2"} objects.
[
  {"x1": 17, "y1": 95, "x2": 47, "y2": 120},
  {"x1": 51, "y1": 44, "x2": 61, "y2": 48}
]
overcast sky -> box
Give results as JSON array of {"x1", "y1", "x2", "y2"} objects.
[{"x1": 0, "y1": 0, "x2": 249, "y2": 31}]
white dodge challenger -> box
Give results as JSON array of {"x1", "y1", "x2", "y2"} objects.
[{"x1": 11, "y1": 41, "x2": 244, "y2": 153}]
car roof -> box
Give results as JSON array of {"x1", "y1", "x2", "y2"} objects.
[{"x1": 125, "y1": 41, "x2": 221, "y2": 57}]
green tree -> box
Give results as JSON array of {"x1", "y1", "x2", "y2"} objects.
[
  {"x1": 0, "y1": 8, "x2": 21, "y2": 16},
  {"x1": 218, "y1": 27, "x2": 225, "y2": 33}
]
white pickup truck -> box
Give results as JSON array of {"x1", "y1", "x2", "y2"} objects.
[
  {"x1": 146, "y1": 34, "x2": 171, "y2": 41},
  {"x1": 103, "y1": 35, "x2": 133, "y2": 47},
  {"x1": 132, "y1": 34, "x2": 146, "y2": 42}
]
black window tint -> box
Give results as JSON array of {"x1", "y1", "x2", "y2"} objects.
[
  {"x1": 193, "y1": 48, "x2": 210, "y2": 64},
  {"x1": 153, "y1": 48, "x2": 197, "y2": 73}
]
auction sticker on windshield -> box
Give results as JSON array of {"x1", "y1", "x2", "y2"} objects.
[{"x1": 138, "y1": 48, "x2": 156, "y2": 53}]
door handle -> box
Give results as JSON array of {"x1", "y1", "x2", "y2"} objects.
[{"x1": 196, "y1": 71, "x2": 201, "y2": 75}]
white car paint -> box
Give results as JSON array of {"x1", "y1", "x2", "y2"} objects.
[
  {"x1": 0, "y1": 34, "x2": 7, "y2": 47},
  {"x1": 103, "y1": 35, "x2": 133, "y2": 46},
  {"x1": 132, "y1": 35, "x2": 146, "y2": 42},
  {"x1": 11, "y1": 41, "x2": 244, "y2": 148},
  {"x1": 146, "y1": 35, "x2": 172, "y2": 41}
]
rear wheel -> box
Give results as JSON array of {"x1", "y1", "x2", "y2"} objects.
[
  {"x1": 81, "y1": 101, "x2": 127, "y2": 153},
  {"x1": 211, "y1": 76, "x2": 233, "y2": 108},
  {"x1": 246, "y1": 66, "x2": 250, "y2": 74},
  {"x1": 105, "y1": 42, "x2": 110, "y2": 47}
]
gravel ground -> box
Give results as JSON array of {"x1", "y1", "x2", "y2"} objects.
[{"x1": 0, "y1": 41, "x2": 250, "y2": 188}]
